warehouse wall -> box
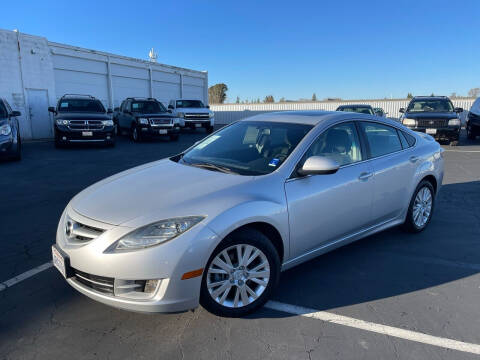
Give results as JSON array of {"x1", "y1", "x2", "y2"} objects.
[
  {"x1": 0, "y1": 28, "x2": 208, "y2": 140},
  {"x1": 211, "y1": 99, "x2": 476, "y2": 125}
]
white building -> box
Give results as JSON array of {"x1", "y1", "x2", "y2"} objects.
[{"x1": 0, "y1": 29, "x2": 208, "y2": 140}]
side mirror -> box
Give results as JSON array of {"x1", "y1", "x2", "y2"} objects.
[
  {"x1": 297, "y1": 156, "x2": 340, "y2": 176},
  {"x1": 399, "y1": 108, "x2": 405, "y2": 113},
  {"x1": 107, "y1": 108, "x2": 113, "y2": 114},
  {"x1": 167, "y1": 109, "x2": 172, "y2": 113},
  {"x1": 206, "y1": 105, "x2": 210, "y2": 109},
  {"x1": 114, "y1": 107, "x2": 119, "y2": 112},
  {"x1": 10, "y1": 110, "x2": 21, "y2": 117},
  {"x1": 48, "y1": 106, "x2": 56, "y2": 113},
  {"x1": 455, "y1": 107, "x2": 463, "y2": 113},
  {"x1": 168, "y1": 104, "x2": 174, "y2": 109}
]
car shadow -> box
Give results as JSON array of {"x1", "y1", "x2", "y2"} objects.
[{"x1": 249, "y1": 179, "x2": 480, "y2": 318}]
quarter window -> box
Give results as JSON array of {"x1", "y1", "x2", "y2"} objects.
[
  {"x1": 360, "y1": 122, "x2": 402, "y2": 158},
  {"x1": 303, "y1": 122, "x2": 363, "y2": 167}
]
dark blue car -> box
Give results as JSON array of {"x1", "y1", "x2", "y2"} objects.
[{"x1": 0, "y1": 98, "x2": 21, "y2": 161}]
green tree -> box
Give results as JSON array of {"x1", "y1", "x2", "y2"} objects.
[
  {"x1": 264, "y1": 95, "x2": 274, "y2": 103},
  {"x1": 279, "y1": 97, "x2": 285, "y2": 102},
  {"x1": 208, "y1": 83, "x2": 228, "y2": 104},
  {"x1": 312, "y1": 93, "x2": 317, "y2": 101},
  {"x1": 407, "y1": 93, "x2": 413, "y2": 99}
]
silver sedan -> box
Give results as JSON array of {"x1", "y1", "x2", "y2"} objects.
[{"x1": 52, "y1": 111, "x2": 444, "y2": 317}]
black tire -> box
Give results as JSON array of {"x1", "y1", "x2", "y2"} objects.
[
  {"x1": 12, "y1": 135, "x2": 21, "y2": 161},
  {"x1": 466, "y1": 124, "x2": 475, "y2": 140},
  {"x1": 54, "y1": 133, "x2": 64, "y2": 148},
  {"x1": 131, "y1": 125, "x2": 141, "y2": 142},
  {"x1": 206, "y1": 125, "x2": 214, "y2": 134},
  {"x1": 170, "y1": 134, "x2": 179, "y2": 141},
  {"x1": 200, "y1": 228, "x2": 280, "y2": 317},
  {"x1": 114, "y1": 123, "x2": 120, "y2": 137},
  {"x1": 402, "y1": 180, "x2": 435, "y2": 233}
]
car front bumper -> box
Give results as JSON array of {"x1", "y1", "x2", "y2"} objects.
[
  {"x1": 55, "y1": 126, "x2": 115, "y2": 143},
  {"x1": 407, "y1": 127, "x2": 460, "y2": 141},
  {"x1": 181, "y1": 120, "x2": 213, "y2": 128},
  {"x1": 139, "y1": 125, "x2": 181, "y2": 137},
  {"x1": 54, "y1": 207, "x2": 219, "y2": 313},
  {"x1": 0, "y1": 135, "x2": 18, "y2": 157}
]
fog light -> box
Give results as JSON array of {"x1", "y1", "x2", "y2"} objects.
[
  {"x1": 62, "y1": 136, "x2": 67, "y2": 140},
  {"x1": 144, "y1": 279, "x2": 160, "y2": 293},
  {"x1": 107, "y1": 135, "x2": 111, "y2": 139},
  {"x1": 114, "y1": 279, "x2": 161, "y2": 299}
]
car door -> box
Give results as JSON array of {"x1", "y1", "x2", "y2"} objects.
[
  {"x1": 285, "y1": 121, "x2": 375, "y2": 259},
  {"x1": 121, "y1": 100, "x2": 132, "y2": 129},
  {"x1": 358, "y1": 121, "x2": 417, "y2": 223}
]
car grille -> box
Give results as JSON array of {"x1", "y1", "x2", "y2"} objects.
[
  {"x1": 73, "y1": 268, "x2": 114, "y2": 294},
  {"x1": 68, "y1": 120, "x2": 104, "y2": 131},
  {"x1": 417, "y1": 119, "x2": 448, "y2": 128},
  {"x1": 66, "y1": 219, "x2": 105, "y2": 243},
  {"x1": 184, "y1": 113, "x2": 210, "y2": 121},
  {"x1": 150, "y1": 118, "x2": 173, "y2": 127}
]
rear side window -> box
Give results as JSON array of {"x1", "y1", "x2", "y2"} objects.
[
  {"x1": 398, "y1": 130, "x2": 416, "y2": 148},
  {"x1": 0, "y1": 102, "x2": 7, "y2": 118},
  {"x1": 360, "y1": 122, "x2": 402, "y2": 158}
]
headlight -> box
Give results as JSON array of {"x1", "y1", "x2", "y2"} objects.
[
  {"x1": 209, "y1": 112, "x2": 214, "y2": 118},
  {"x1": 56, "y1": 119, "x2": 69, "y2": 126},
  {"x1": 402, "y1": 118, "x2": 416, "y2": 127},
  {"x1": 105, "y1": 216, "x2": 205, "y2": 252},
  {"x1": 139, "y1": 118, "x2": 149, "y2": 125},
  {"x1": 177, "y1": 112, "x2": 185, "y2": 118},
  {"x1": 102, "y1": 120, "x2": 114, "y2": 126},
  {"x1": 448, "y1": 118, "x2": 461, "y2": 126},
  {"x1": 0, "y1": 124, "x2": 11, "y2": 136}
]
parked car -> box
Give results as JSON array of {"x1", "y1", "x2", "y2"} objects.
[
  {"x1": 399, "y1": 96, "x2": 462, "y2": 145},
  {"x1": 49, "y1": 94, "x2": 115, "y2": 148},
  {"x1": 373, "y1": 107, "x2": 387, "y2": 117},
  {"x1": 52, "y1": 110, "x2": 443, "y2": 317},
  {"x1": 336, "y1": 104, "x2": 375, "y2": 115},
  {"x1": 0, "y1": 98, "x2": 21, "y2": 161},
  {"x1": 466, "y1": 97, "x2": 480, "y2": 140},
  {"x1": 114, "y1": 98, "x2": 181, "y2": 142},
  {"x1": 168, "y1": 99, "x2": 214, "y2": 133}
]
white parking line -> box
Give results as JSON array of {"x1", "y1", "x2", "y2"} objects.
[
  {"x1": 0, "y1": 261, "x2": 52, "y2": 292},
  {"x1": 264, "y1": 301, "x2": 480, "y2": 355}
]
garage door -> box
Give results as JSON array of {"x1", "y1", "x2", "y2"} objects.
[
  {"x1": 112, "y1": 76, "x2": 150, "y2": 108},
  {"x1": 183, "y1": 75, "x2": 205, "y2": 101},
  {"x1": 54, "y1": 69, "x2": 109, "y2": 107}
]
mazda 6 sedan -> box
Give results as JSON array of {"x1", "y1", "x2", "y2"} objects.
[{"x1": 52, "y1": 111, "x2": 444, "y2": 317}]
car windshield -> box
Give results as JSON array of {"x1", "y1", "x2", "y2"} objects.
[
  {"x1": 176, "y1": 100, "x2": 205, "y2": 108},
  {"x1": 407, "y1": 99, "x2": 454, "y2": 113},
  {"x1": 178, "y1": 121, "x2": 313, "y2": 176},
  {"x1": 132, "y1": 101, "x2": 166, "y2": 113},
  {"x1": 337, "y1": 106, "x2": 374, "y2": 115},
  {"x1": 58, "y1": 99, "x2": 105, "y2": 113}
]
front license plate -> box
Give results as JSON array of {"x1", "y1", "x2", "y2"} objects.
[
  {"x1": 426, "y1": 128, "x2": 437, "y2": 135},
  {"x1": 82, "y1": 131, "x2": 93, "y2": 136},
  {"x1": 195, "y1": 123, "x2": 202, "y2": 128},
  {"x1": 159, "y1": 129, "x2": 168, "y2": 134},
  {"x1": 52, "y1": 245, "x2": 66, "y2": 278}
]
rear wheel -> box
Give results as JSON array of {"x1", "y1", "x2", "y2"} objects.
[
  {"x1": 402, "y1": 180, "x2": 435, "y2": 233},
  {"x1": 200, "y1": 228, "x2": 280, "y2": 317}
]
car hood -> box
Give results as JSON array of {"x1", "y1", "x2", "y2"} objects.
[
  {"x1": 178, "y1": 108, "x2": 210, "y2": 113},
  {"x1": 70, "y1": 159, "x2": 255, "y2": 227},
  {"x1": 405, "y1": 112, "x2": 458, "y2": 119},
  {"x1": 133, "y1": 113, "x2": 174, "y2": 118},
  {"x1": 56, "y1": 112, "x2": 111, "y2": 120}
]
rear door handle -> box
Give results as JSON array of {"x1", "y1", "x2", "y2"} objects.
[
  {"x1": 358, "y1": 172, "x2": 373, "y2": 181},
  {"x1": 409, "y1": 156, "x2": 419, "y2": 163}
]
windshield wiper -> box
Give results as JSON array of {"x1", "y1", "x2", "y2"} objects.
[{"x1": 189, "y1": 162, "x2": 238, "y2": 174}]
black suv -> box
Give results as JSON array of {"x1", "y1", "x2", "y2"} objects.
[
  {"x1": 466, "y1": 97, "x2": 480, "y2": 140},
  {"x1": 49, "y1": 94, "x2": 115, "y2": 148},
  {"x1": 400, "y1": 96, "x2": 462, "y2": 145},
  {"x1": 336, "y1": 104, "x2": 375, "y2": 115},
  {"x1": 0, "y1": 98, "x2": 21, "y2": 161},
  {"x1": 114, "y1": 98, "x2": 181, "y2": 142}
]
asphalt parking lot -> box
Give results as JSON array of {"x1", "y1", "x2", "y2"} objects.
[{"x1": 1, "y1": 130, "x2": 480, "y2": 360}]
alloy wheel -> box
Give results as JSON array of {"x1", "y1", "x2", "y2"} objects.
[
  {"x1": 413, "y1": 186, "x2": 432, "y2": 228},
  {"x1": 206, "y1": 244, "x2": 270, "y2": 308}
]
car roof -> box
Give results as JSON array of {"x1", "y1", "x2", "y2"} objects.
[
  {"x1": 337, "y1": 104, "x2": 373, "y2": 108},
  {"x1": 411, "y1": 96, "x2": 449, "y2": 100},
  {"x1": 241, "y1": 110, "x2": 380, "y2": 126}
]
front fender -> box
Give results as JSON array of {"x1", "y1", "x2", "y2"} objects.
[{"x1": 205, "y1": 200, "x2": 289, "y2": 262}]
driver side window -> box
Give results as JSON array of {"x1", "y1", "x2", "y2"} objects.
[{"x1": 304, "y1": 122, "x2": 363, "y2": 167}]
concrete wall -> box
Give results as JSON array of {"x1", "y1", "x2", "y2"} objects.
[
  {"x1": 0, "y1": 28, "x2": 208, "y2": 140},
  {"x1": 211, "y1": 99, "x2": 476, "y2": 125}
]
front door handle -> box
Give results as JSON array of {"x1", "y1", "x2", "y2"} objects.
[
  {"x1": 358, "y1": 172, "x2": 373, "y2": 181},
  {"x1": 409, "y1": 156, "x2": 419, "y2": 163}
]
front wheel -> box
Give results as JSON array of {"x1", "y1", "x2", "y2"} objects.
[
  {"x1": 402, "y1": 180, "x2": 435, "y2": 233},
  {"x1": 131, "y1": 126, "x2": 141, "y2": 142},
  {"x1": 206, "y1": 125, "x2": 214, "y2": 134},
  {"x1": 200, "y1": 228, "x2": 280, "y2": 317}
]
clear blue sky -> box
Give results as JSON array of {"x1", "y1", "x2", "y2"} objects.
[{"x1": 3, "y1": 0, "x2": 479, "y2": 102}]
